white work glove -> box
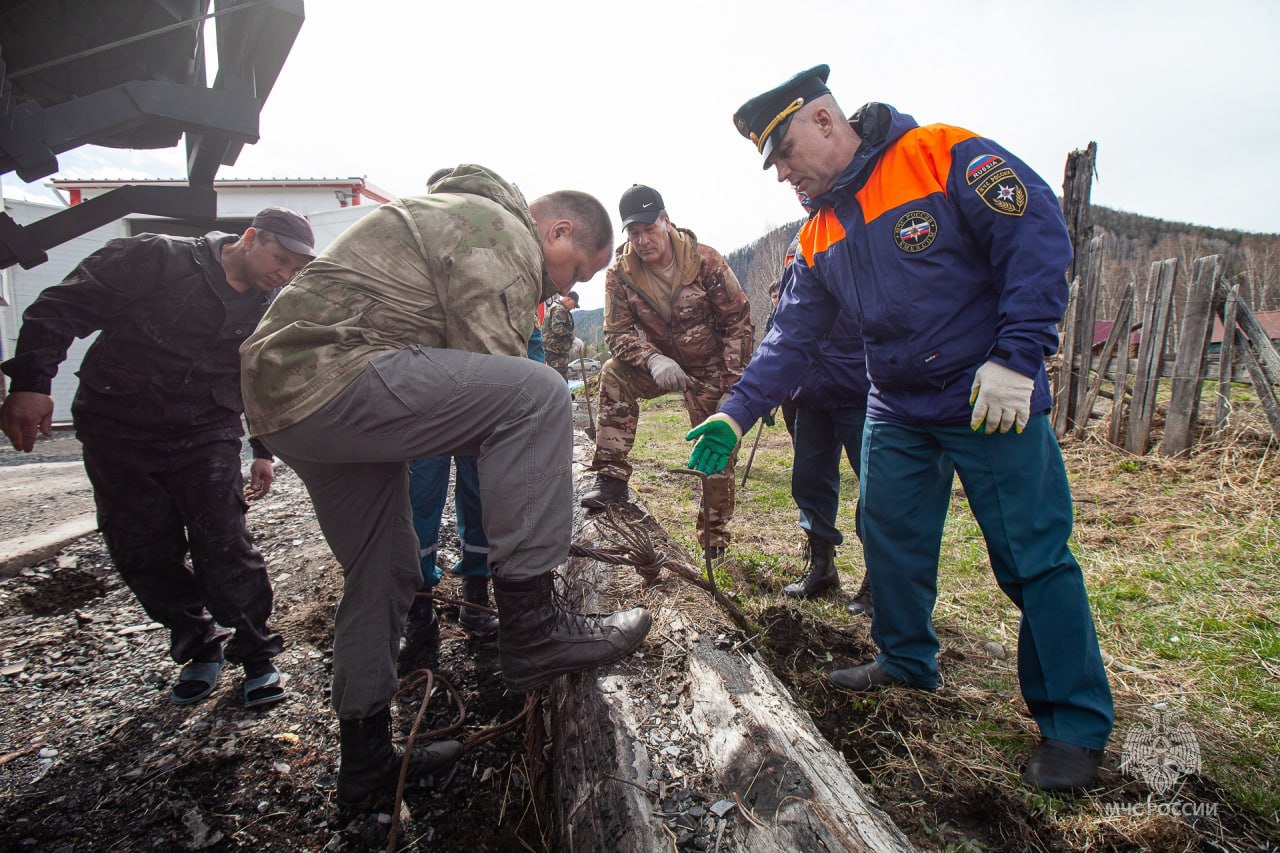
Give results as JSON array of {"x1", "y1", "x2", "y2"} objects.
[
  {"x1": 969, "y1": 360, "x2": 1034, "y2": 434},
  {"x1": 648, "y1": 353, "x2": 689, "y2": 392},
  {"x1": 569, "y1": 337, "x2": 584, "y2": 359}
]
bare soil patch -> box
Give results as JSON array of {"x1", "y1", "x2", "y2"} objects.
[{"x1": 0, "y1": 458, "x2": 550, "y2": 852}]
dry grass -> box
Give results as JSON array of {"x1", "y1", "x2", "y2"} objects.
[{"x1": 619, "y1": 394, "x2": 1280, "y2": 851}]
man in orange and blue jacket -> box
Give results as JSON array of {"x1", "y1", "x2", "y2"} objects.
[{"x1": 686, "y1": 65, "x2": 1113, "y2": 792}]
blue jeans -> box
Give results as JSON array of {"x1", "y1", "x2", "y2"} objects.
[
  {"x1": 859, "y1": 413, "x2": 1113, "y2": 749},
  {"x1": 791, "y1": 404, "x2": 866, "y2": 545},
  {"x1": 408, "y1": 455, "x2": 490, "y2": 588}
]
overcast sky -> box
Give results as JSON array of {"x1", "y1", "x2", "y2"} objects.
[{"x1": 7, "y1": 0, "x2": 1279, "y2": 309}]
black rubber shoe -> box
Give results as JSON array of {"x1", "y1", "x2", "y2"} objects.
[{"x1": 1023, "y1": 738, "x2": 1103, "y2": 792}]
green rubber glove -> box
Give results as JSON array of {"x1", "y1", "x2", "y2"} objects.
[{"x1": 685, "y1": 416, "x2": 742, "y2": 475}]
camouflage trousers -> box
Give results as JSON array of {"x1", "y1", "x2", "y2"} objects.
[
  {"x1": 589, "y1": 357, "x2": 736, "y2": 549},
  {"x1": 545, "y1": 353, "x2": 570, "y2": 379}
]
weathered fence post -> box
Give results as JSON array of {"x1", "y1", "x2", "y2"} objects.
[
  {"x1": 1214, "y1": 284, "x2": 1240, "y2": 436},
  {"x1": 1229, "y1": 300, "x2": 1280, "y2": 442},
  {"x1": 1069, "y1": 236, "x2": 1105, "y2": 430},
  {"x1": 1162, "y1": 255, "x2": 1221, "y2": 456},
  {"x1": 1125, "y1": 259, "x2": 1178, "y2": 455},
  {"x1": 1053, "y1": 278, "x2": 1080, "y2": 438},
  {"x1": 1108, "y1": 287, "x2": 1136, "y2": 447},
  {"x1": 1076, "y1": 281, "x2": 1135, "y2": 439},
  {"x1": 1054, "y1": 142, "x2": 1098, "y2": 437},
  {"x1": 1061, "y1": 141, "x2": 1097, "y2": 288}
]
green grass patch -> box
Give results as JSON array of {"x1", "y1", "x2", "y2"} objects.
[{"x1": 613, "y1": 394, "x2": 1280, "y2": 841}]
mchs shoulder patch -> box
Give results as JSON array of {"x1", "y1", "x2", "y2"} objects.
[{"x1": 966, "y1": 153, "x2": 1027, "y2": 216}]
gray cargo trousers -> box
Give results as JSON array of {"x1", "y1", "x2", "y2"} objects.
[{"x1": 260, "y1": 347, "x2": 573, "y2": 719}]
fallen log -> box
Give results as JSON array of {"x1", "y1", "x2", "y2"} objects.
[{"x1": 550, "y1": 442, "x2": 915, "y2": 852}]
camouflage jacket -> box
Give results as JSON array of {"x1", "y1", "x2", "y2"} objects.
[
  {"x1": 241, "y1": 165, "x2": 556, "y2": 435},
  {"x1": 602, "y1": 227, "x2": 753, "y2": 389},
  {"x1": 541, "y1": 298, "x2": 575, "y2": 362}
]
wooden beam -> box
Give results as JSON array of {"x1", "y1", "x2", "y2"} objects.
[
  {"x1": 1109, "y1": 288, "x2": 1136, "y2": 447},
  {"x1": 1162, "y1": 256, "x2": 1220, "y2": 456},
  {"x1": 1053, "y1": 278, "x2": 1080, "y2": 439},
  {"x1": 1233, "y1": 299, "x2": 1280, "y2": 386},
  {"x1": 1070, "y1": 237, "x2": 1105, "y2": 431},
  {"x1": 1076, "y1": 282, "x2": 1134, "y2": 439},
  {"x1": 1234, "y1": 329, "x2": 1280, "y2": 441},
  {"x1": 1214, "y1": 284, "x2": 1240, "y2": 436},
  {"x1": 1125, "y1": 259, "x2": 1177, "y2": 455}
]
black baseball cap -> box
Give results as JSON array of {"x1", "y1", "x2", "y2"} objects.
[
  {"x1": 733, "y1": 64, "x2": 832, "y2": 168},
  {"x1": 618, "y1": 184, "x2": 665, "y2": 229},
  {"x1": 250, "y1": 207, "x2": 316, "y2": 258}
]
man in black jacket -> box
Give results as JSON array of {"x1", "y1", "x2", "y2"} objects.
[{"x1": 0, "y1": 207, "x2": 314, "y2": 708}]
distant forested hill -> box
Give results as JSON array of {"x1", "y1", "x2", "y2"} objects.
[
  {"x1": 577, "y1": 207, "x2": 1280, "y2": 355},
  {"x1": 571, "y1": 308, "x2": 605, "y2": 357}
]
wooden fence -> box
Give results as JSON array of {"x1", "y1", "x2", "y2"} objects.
[
  {"x1": 1050, "y1": 143, "x2": 1279, "y2": 455},
  {"x1": 1052, "y1": 248, "x2": 1280, "y2": 454}
]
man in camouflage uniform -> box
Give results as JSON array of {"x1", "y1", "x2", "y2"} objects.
[
  {"x1": 240, "y1": 165, "x2": 652, "y2": 809},
  {"x1": 580, "y1": 185, "x2": 753, "y2": 561},
  {"x1": 541, "y1": 290, "x2": 579, "y2": 379},
  {"x1": 0, "y1": 207, "x2": 314, "y2": 710}
]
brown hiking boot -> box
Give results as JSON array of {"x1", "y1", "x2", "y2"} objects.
[
  {"x1": 782, "y1": 535, "x2": 840, "y2": 599},
  {"x1": 492, "y1": 573, "x2": 651, "y2": 691},
  {"x1": 579, "y1": 474, "x2": 628, "y2": 509}
]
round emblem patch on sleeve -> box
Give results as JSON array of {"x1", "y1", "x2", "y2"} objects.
[
  {"x1": 975, "y1": 167, "x2": 1028, "y2": 216},
  {"x1": 893, "y1": 211, "x2": 938, "y2": 253}
]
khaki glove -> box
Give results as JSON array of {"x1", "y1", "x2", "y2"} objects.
[
  {"x1": 685, "y1": 414, "x2": 743, "y2": 475},
  {"x1": 969, "y1": 360, "x2": 1034, "y2": 434},
  {"x1": 648, "y1": 353, "x2": 689, "y2": 392}
]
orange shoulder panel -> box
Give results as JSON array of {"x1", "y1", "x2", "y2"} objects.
[
  {"x1": 855, "y1": 124, "x2": 978, "y2": 223},
  {"x1": 798, "y1": 207, "x2": 845, "y2": 261}
]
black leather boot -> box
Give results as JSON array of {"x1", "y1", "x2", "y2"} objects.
[
  {"x1": 336, "y1": 707, "x2": 462, "y2": 808},
  {"x1": 396, "y1": 596, "x2": 439, "y2": 675},
  {"x1": 827, "y1": 661, "x2": 904, "y2": 691},
  {"x1": 458, "y1": 575, "x2": 499, "y2": 639},
  {"x1": 579, "y1": 474, "x2": 628, "y2": 509},
  {"x1": 845, "y1": 572, "x2": 874, "y2": 618},
  {"x1": 492, "y1": 573, "x2": 651, "y2": 691},
  {"x1": 1023, "y1": 738, "x2": 1104, "y2": 792},
  {"x1": 782, "y1": 535, "x2": 840, "y2": 598}
]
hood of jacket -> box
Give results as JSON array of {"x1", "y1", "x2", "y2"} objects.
[
  {"x1": 809, "y1": 102, "x2": 918, "y2": 209},
  {"x1": 427, "y1": 163, "x2": 538, "y2": 235},
  {"x1": 614, "y1": 225, "x2": 704, "y2": 298}
]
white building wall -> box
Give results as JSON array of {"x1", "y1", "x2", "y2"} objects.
[
  {"x1": 308, "y1": 204, "x2": 381, "y2": 251},
  {"x1": 1, "y1": 199, "x2": 126, "y2": 418}
]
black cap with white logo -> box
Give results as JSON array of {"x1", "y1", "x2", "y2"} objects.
[{"x1": 618, "y1": 184, "x2": 665, "y2": 229}]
